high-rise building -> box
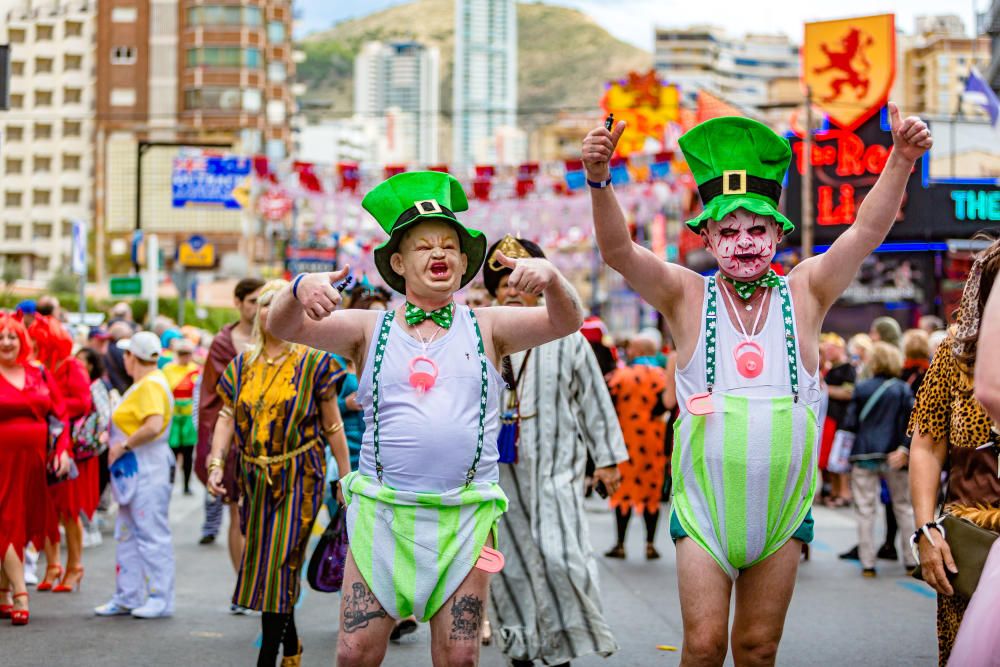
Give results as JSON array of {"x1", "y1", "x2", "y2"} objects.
[
  {"x1": 452, "y1": 0, "x2": 517, "y2": 168},
  {"x1": 654, "y1": 26, "x2": 799, "y2": 111},
  {"x1": 95, "y1": 0, "x2": 297, "y2": 275},
  {"x1": 354, "y1": 41, "x2": 440, "y2": 165},
  {"x1": 0, "y1": 0, "x2": 97, "y2": 283},
  {"x1": 901, "y1": 16, "x2": 989, "y2": 117}
]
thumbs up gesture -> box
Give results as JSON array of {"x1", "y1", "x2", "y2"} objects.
[
  {"x1": 493, "y1": 251, "x2": 557, "y2": 296},
  {"x1": 888, "y1": 101, "x2": 933, "y2": 163},
  {"x1": 294, "y1": 265, "x2": 351, "y2": 321},
  {"x1": 582, "y1": 119, "x2": 627, "y2": 182}
]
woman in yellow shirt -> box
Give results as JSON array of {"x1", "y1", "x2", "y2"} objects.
[{"x1": 94, "y1": 331, "x2": 176, "y2": 620}]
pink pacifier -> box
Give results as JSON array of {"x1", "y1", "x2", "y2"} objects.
[
  {"x1": 734, "y1": 341, "x2": 765, "y2": 379},
  {"x1": 409, "y1": 355, "x2": 439, "y2": 393},
  {"x1": 686, "y1": 392, "x2": 715, "y2": 416},
  {"x1": 474, "y1": 545, "x2": 505, "y2": 573}
]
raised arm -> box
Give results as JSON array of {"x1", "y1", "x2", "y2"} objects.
[
  {"x1": 485, "y1": 253, "x2": 584, "y2": 358},
  {"x1": 795, "y1": 103, "x2": 932, "y2": 311},
  {"x1": 582, "y1": 120, "x2": 698, "y2": 316},
  {"x1": 268, "y1": 267, "x2": 373, "y2": 362},
  {"x1": 975, "y1": 278, "x2": 1000, "y2": 422}
]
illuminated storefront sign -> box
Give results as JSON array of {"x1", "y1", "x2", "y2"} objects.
[{"x1": 951, "y1": 190, "x2": 1000, "y2": 221}]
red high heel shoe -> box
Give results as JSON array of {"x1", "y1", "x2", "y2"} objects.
[
  {"x1": 36, "y1": 564, "x2": 62, "y2": 592},
  {"x1": 0, "y1": 588, "x2": 12, "y2": 618},
  {"x1": 11, "y1": 592, "x2": 29, "y2": 626},
  {"x1": 52, "y1": 566, "x2": 84, "y2": 593}
]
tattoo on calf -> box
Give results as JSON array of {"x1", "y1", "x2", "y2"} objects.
[
  {"x1": 343, "y1": 582, "x2": 387, "y2": 633},
  {"x1": 448, "y1": 594, "x2": 483, "y2": 641}
]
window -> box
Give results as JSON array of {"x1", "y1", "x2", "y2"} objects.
[
  {"x1": 34, "y1": 156, "x2": 52, "y2": 172},
  {"x1": 5, "y1": 192, "x2": 22, "y2": 207},
  {"x1": 267, "y1": 61, "x2": 286, "y2": 82},
  {"x1": 9, "y1": 94, "x2": 23, "y2": 109},
  {"x1": 62, "y1": 220, "x2": 74, "y2": 237},
  {"x1": 110, "y1": 88, "x2": 136, "y2": 106},
  {"x1": 64, "y1": 88, "x2": 82, "y2": 104},
  {"x1": 5, "y1": 224, "x2": 22, "y2": 240},
  {"x1": 64, "y1": 54, "x2": 82, "y2": 71},
  {"x1": 63, "y1": 154, "x2": 81, "y2": 170},
  {"x1": 8, "y1": 29, "x2": 25, "y2": 44},
  {"x1": 35, "y1": 90, "x2": 53, "y2": 106},
  {"x1": 184, "y1": 87, "x2": 256, "y2": 111},
  {"x1": 186, "y1": 47, "x2": 260, "y2": 68},
  {"x1": 32, "y1": 190, "x2": 51, "y2": 205},
  {"x1": 32, "y1": 223, "x2": 53, "y2": 239},
  {"x1": 186, "y1": 5, "x2": 261, "y2": 26},
  {"x1": 111, "y1": 46, "x2": 137, "y2": 64},
  {"x1": 267, "y1": 20, "x2": 286, "y2": 42},
  {"x1": 243, "y1": 88, "x2": 262, "y2": 112},
  {"x1": 265, "y1": 138, "x2": 286, "y2": 160},
  {"x1": 11, "y1": 61, "x2": 24, "y2": 76},
  {"x1": 266, "y1": 99, "x2": 285, "y2": 124},
  {"x1": 5, "y1": 158, "x2": 23, "y2": 174},
  {"x1": 65, "y1": 21, "x2": 83, "y2": 37},
  {"x1": 112, "y1": 7, "x2": 138, "y2": 22},
  {"x1": 6, "y1": 126, "x2": 23, "y2": 141},
  {"x1": 34, "y1": 124, "x2": 52, "y2": 139},
  {"x1": 61, "y1": 188, "x2": 80, "y2": 204},
  {"x1": 35, "y1": 57, "x2": 53, "y2": 73},
  {"x1": 36, "y1": 25, "x2": 53, "y2": 41},
  {"x1": 63, "y1": 121, "x2": 81, "y2": 137}
]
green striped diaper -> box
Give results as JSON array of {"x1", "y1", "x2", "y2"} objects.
[
  {"x1": 671, "y1": 393, "x2": 818, "y2": 579},
  {"x1": 342, "y1": 471, "x2": 508, "y2": 621}
]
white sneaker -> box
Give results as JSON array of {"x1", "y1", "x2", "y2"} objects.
[
  {"x1": 131, "y1": 597, "x2": 173, "y2": 619},
  {"x1": 23, "y1": 549, "x2": 38, "y2": 586},
  {"x1": 82, "y1": 524, "x2": 103, "y2": 548},
  {"x1": 95, "y1": 600, "x2": 132, "y2": 616}
]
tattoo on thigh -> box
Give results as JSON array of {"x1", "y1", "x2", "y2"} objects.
[
  {"x1": 343, "y1": 582, "x2": 387, "y2": 633},
  {"x1": 448, "y1": 594, "x2": 483, "y2": 641}
]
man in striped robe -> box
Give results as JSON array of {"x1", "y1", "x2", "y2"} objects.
[{"x1": 484, "y1": 235, "x2": 629, "y2": 667}]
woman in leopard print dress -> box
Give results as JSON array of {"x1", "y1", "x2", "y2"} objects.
[{"x1": 909, "y1": 238, "x2": 1000, "y2": 666}]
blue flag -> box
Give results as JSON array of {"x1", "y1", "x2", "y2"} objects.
[{"x1": 964, "y1": 67, "x2": 1000, "y2": 127}]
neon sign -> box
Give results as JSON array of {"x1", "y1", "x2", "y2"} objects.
[{"x1": 951, "y1": 190, "x2": 1000, "y2": 222}]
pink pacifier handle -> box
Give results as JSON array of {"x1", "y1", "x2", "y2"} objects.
[
  {"x1": 409, "y1": 355, "x2": 439, "y2": 392},
  {"x1": 474, "y1": 545, "x2": 505, "y2": 573},
  {"x1": 734, "y1": 341, "x2": 765, "y2": 378}
]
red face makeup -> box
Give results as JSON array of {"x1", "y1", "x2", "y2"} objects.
[{"x1": 703, "y1": 211, "x2": 781, "y2": 280}]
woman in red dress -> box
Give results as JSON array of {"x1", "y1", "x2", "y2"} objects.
[
  {"x1": 29, "y1": 316, "x2": 92, "y2": 593},
  {"x1": 0, "y1": 312, "x2": 72, "y2": 625}
]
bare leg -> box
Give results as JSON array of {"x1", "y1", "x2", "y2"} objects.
[
  {"x1": 41, "y1": 538, "x2": 61, "y2": 586},
  {"x1": 227, "y1": 503, "x2": 243, "y2": 574},
  {"x1": 730, "y1": 539, "x2": 802, "y2": 667},
  {"x1": 2, "y1": 546, "x2": 27, "y2": 612},
  {"x1": 676, "y1": 538, "x2": 733, "y2": 667},
  {"x1": 64, "y1": 517, "x2": 83, "y2": 571},
  {"x1": 428, "y1": 540, "x2": 492, "y2": 667},
  {"x1": 335, "y1": 550, "x2": 396, "y2": 667}
]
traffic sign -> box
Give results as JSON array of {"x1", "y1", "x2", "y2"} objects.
[
  {"x1": 178, "y1": 234, "x2": 216, "y2": 268},
  {"x1": 110, "y1": 275, "x2": 143, "y2": 297}
]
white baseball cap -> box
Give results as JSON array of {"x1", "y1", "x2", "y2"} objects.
[{"x1": 117, "y1": 331, "x2": 161, "y2": 362}]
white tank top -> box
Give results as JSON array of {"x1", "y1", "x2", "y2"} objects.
[
  {"x1": 676, "y1": 276, "x2": 821, "y2": 411},
  {"x1": 356, "y1": 305, "x2": 504, "y2": 493}
]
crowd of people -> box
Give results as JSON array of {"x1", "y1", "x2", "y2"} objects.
[{"x1": 1, "y1": 104, "x2": 997, "y2": 667}]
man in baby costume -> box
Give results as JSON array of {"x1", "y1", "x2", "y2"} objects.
[
  {"x1": 269, "y1": 171, "x2": 584, "y2": 666},
  {"x1": 583, "y1": 105, "x2": 932, "y2": 666}
]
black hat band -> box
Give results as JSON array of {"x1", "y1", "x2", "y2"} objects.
[
  {"x1": 394, "y1": 200, "x2": 459, "y2": 229},
  {"x1": 698, "y1": 171, "x2": 782, "y2": 207}
]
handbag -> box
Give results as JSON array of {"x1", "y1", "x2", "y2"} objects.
[
  {"x1": 307, "y1": 487, "x2": 349, "y2": 593},
  {"x1": 497, "y1": 351, "x2": 531, "y2": 464},
  {"x1": 911, "y1": 514, "x2": 1000, "y2": 599}
]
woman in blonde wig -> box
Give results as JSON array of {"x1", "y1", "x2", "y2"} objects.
[{"x1": 207, "y1": 280, "x2": 350, "y2": 666}]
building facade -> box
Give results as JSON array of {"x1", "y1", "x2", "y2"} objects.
[
  {"x1": 354, "y1": 40, "x2": 440, "y2": 166},
  {"x1": 452, "y1": 0, "x2": 517, "y2": 169},
  {"x1": 0, "y1": 0, "x2": 97, "y2": 283},
  {"x1": 901, "y1": 16, "x2": 990, "y2": 118}
]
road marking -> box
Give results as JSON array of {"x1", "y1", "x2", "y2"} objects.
[{"x1": 897, "y1": 580, "x2": 936, "y2": 599}]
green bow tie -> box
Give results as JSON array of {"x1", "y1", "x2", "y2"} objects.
[
  {"x1": 405, "y1": 302, "x2": 455, "y2": 329},
  {"x1": 721, "y1": 269, "x2": 781, "y2": 300}
]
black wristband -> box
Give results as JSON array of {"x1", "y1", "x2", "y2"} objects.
[{"x1": 291, "y1": 273, "x2": 307, "y2": 301}]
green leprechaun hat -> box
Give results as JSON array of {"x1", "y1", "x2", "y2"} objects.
[
  {"x1": 362, "y1": 171, "x2": 486, "y2": 294},
  {"x1": 678, "y1": 116, "x2": 794, "y2": 233}
]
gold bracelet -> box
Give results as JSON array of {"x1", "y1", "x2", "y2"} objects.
[
  {"x1": 323, "y1": 422, "x2": 344, "y2": 436},
  {"x1": 207, "y1": 457, "x2": 225, "y2": 472},
  {"x1": 220, "y1": 406, "x2": 234, "y2": 419}
]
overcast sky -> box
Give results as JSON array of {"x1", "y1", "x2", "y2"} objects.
[{"x1": 296, "y1": 0, "x2": 982, "y2": 48}]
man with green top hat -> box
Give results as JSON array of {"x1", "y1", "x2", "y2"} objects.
[
  {"x1": 583, "y1": 105, "x2": 932, "y2": 666},
  {"x1": 268, "y1": 170, "x2": 584, "y2": 667}
]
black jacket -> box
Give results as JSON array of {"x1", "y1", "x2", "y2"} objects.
[{"x1": 843, "y1": 375, "x2": 914, "y2": 461}]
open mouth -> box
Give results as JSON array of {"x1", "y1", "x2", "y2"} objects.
[
  {"x1": 504, "y1": 298, "x2": 523, "y2": 306},
  {"x1": 429, "y1": 262, "x2": 449, "y2": 278},
  {"x1": 734, "y1": 253, "x2": 762, "y2": 262}
]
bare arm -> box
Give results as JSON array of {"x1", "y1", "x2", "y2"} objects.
[
  {"x1": 486, "y1": 255, "x2": 584, "y2": 358},
  {"x1": 206, "y1": 412, "x2": 235, "y2": 497},
  {"x1": 321, "y1": 396, "x2": 350, "y2": 484},
  {"x1": 909, "y1": 428, "x2": 956, "y2": 595},
  {"x1": 827, "y1": 384, "x2": 854, "y2": 402},
  {"x1": 583, "y1": 121, "x2": 696, "y2": 315},
  {"x1": 794, "y1": 103, "x2": 933, "y2": 311},
  {"x1": 268, "y1": 268, "x2": 373, "y2": 363},
  {"x1": 975, "y1": 279, "x2": 1000, "y2": 423}
]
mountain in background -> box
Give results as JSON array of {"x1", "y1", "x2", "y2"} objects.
[{"x1": 296, "y1": 0, "x2": 652, "y2": 129}]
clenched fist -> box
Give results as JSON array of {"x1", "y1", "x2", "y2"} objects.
[
  {"x1": 582, "y1": 120, "x2": 627, "y2": 182},
  {"x1": 294, "y1": 265, "x2": 350, "y2": 321}
]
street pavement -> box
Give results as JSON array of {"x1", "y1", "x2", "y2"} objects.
[{"x1": 4, "y1": 485, "x2": 938, "y2": 666}]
